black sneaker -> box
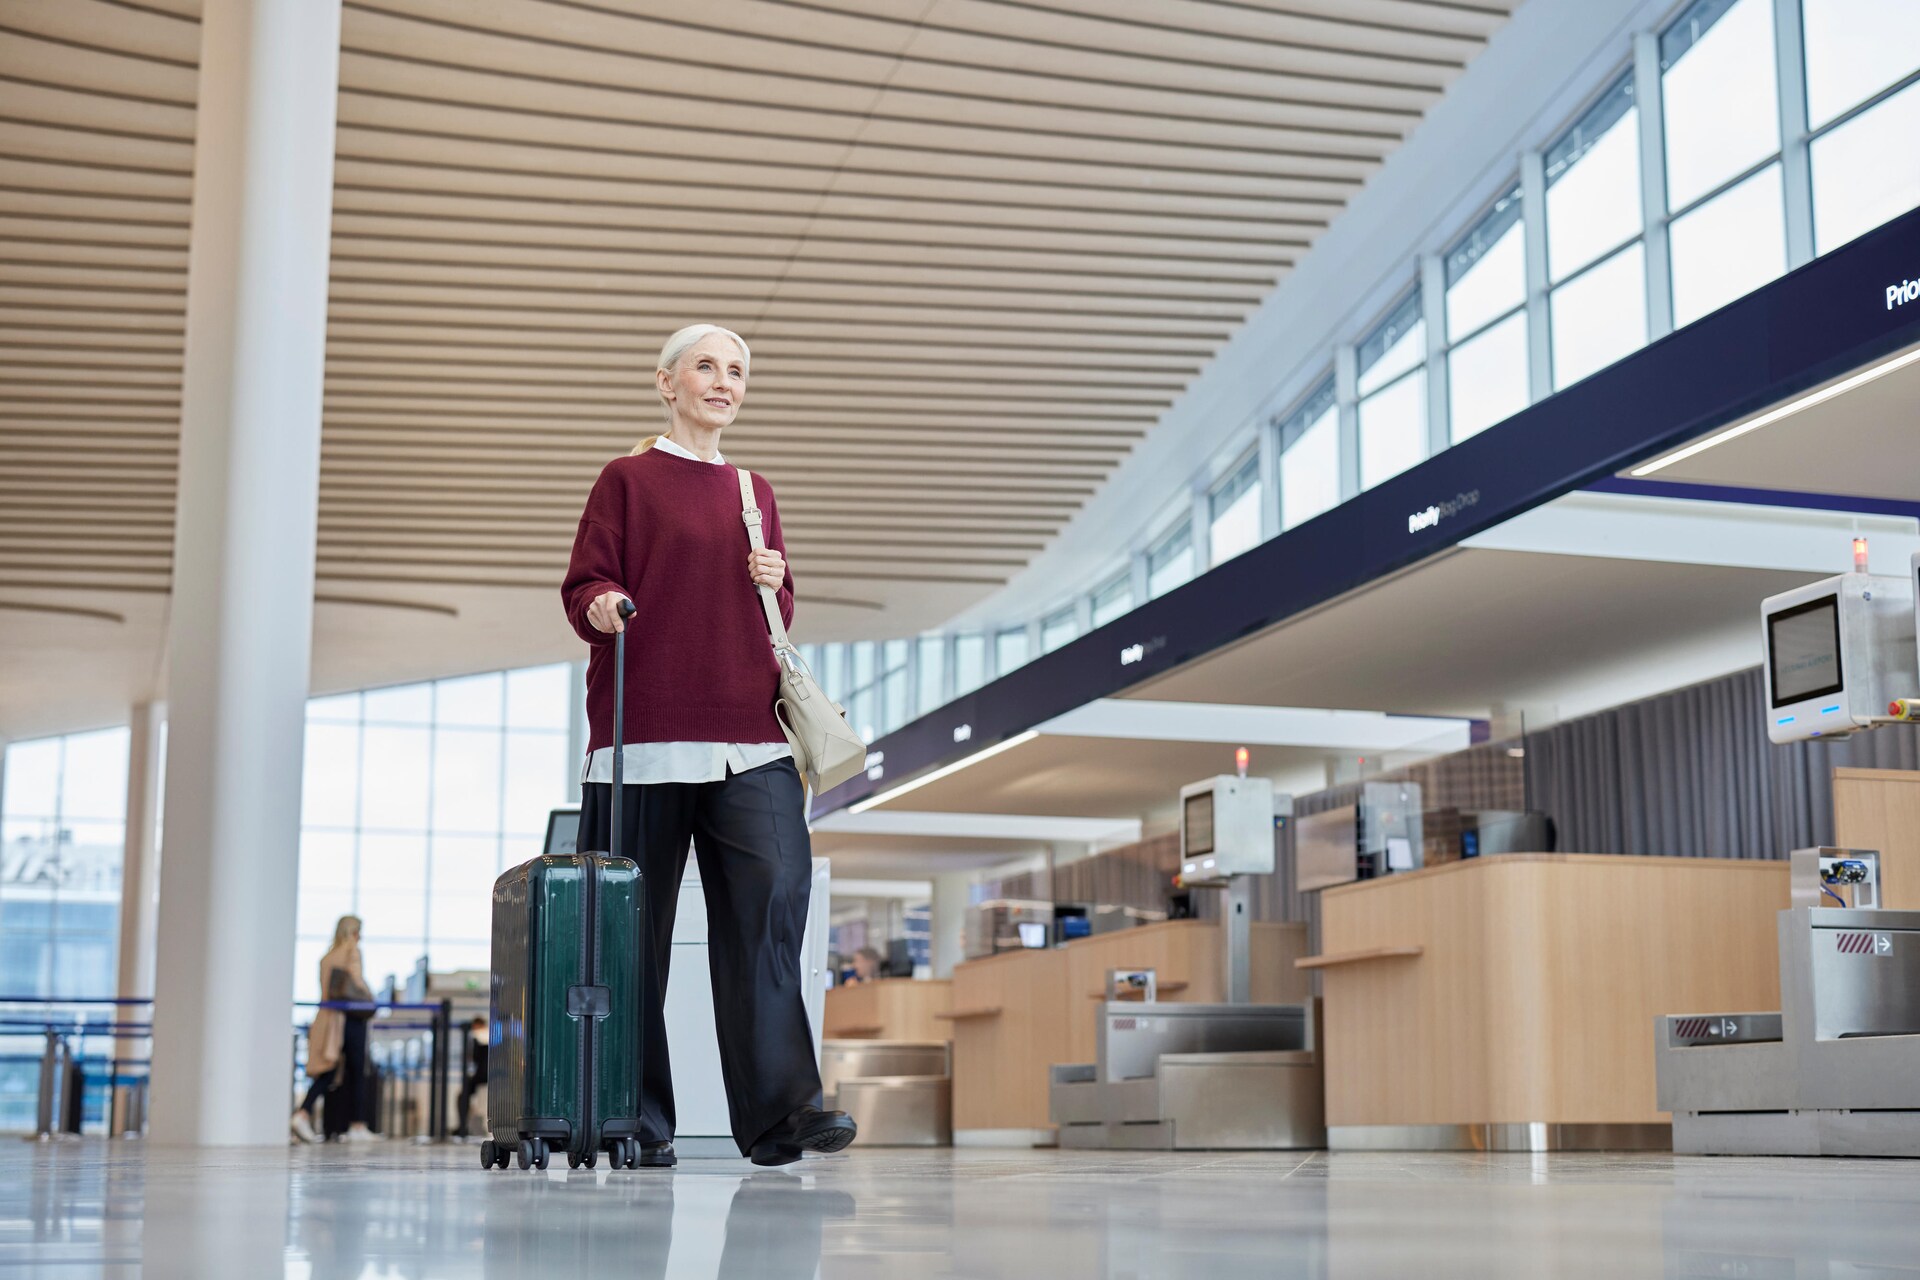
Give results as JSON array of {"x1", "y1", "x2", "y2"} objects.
[
  {"x1": 748, "y1": 1106, "x2": 858, "y2": 1167},
  {"x1": 638, "y1": 1140, "x2": 676, "y2": 1168}
]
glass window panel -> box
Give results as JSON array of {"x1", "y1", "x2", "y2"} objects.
[
  {"x1": 994, "y1": 627, "x2": 1030, "y2": 674},
  {"x1": 1358, "y1": 370, "x2": 1428, "y2": 490},
  {"x1": 1447, "y1": 311, "x2": 1531, "y2": 442},
  {"x1": 1091, "y1": 574, "x2": 1132, "y2": 627},
  {"x1": 1661, "y1": 0, "x2": 1780, "y2": 211},
  {"x1": 358, "y1": 726, "x2": 430, "y2": 831},
  {"x1": 1802, "y1": 0, "x2": 1920, "y2": 128},
  {"x1": 428, "y1": 834, "x2": 498, "y2": 942},
  {"x1": 505, "y1": 664, "x2": 571, "y2": 731},
  {"x1": 1670, "y1": 163, "x2": 1787, "y2": 325},
  {"x1": 297, "y1": 825, "x2": 359, "y2": 924},
  {"x1": 882, "y1": 668, "x2": 909, "y2": 731},
  {"x1": 954, "y1": 634, "x2": 985, "y2": 695},
  {"x1": 1146, "y1": 522, "x2": 1193, "y2": 598},
  {"x1": 916, "y1": 636, "x2": 945, "y2": 712},
  {"x1": 1546, "y1": 77, "x2": 1641, "y2": 280},
  {"x1": 433, "y1": 673, "x2": 502, "y2": 730},
  {"x1": 1356, "y1": 292, "x2": 1425, "y2": 394},
  {"x1": 297, "y1": 830, "x2": 358, "y2": 940},
  {"x1": 1551, "y1": 242, "x2": 1649, "y2": 388},
  {"x1": 301, "y1": 723, "x2": 360, "y2": 829},
  {"x1": 1041, "y1": 608, "x2": 1078, "y2": 653},
  {"x1": 1279, "y1": 404, "x2": 1339, "y2": 531},
  {"x1": 0, "y1": 925, "x2": 52, "y2": 999},
  {"x1": 426, "y1": 939, "x2": 491, "y2": 974},
  {"x1": 306, "y1": 692, "x2": 360, "y2": 724},
  {"x1": 501, "y1": 732, "x2": 568, "y2": 837},
  {"x1": 820, "y1": 644, "x2": 847, "y2": 703},
  {"x1": 52, "y1": 935, "x2": 116, "y2": 1000},
  {"x1": 1445, "y1": 186, "x2": 1525, "y2": 339},
  {"x1": 431, "y1": 728, "x2": 502, "y2": 834},
  {"x1": 355, "y1": 940, "x2": 423, "y2": 998},
  {"x1": 849, "y1": 689, "x2": 877, "y2": 744},
  {"x1": 355, "y1": 832, "x2": 428, "y2": 946},
  {"x1": 59, "y1": 821, "x2": 123, "y2": 896},
  {"x1": 851, "y1": 642, "x2": 876, "y2": 690},
  {"x1": 1209, "y1": 476, "x2": 1262, "y2": 565},
  {"x1": 883, "y1": 639, "x2": 909, "y2": 672},
  {"x1": 361, "y1": 682, "x2": 432, "y2": 725},
  {"x1": 291, "y1": 937, "x2": 329, "y2": 1006},
  {"x1": 1811, "y1": 80, "x2": 1920, "y2": 253},
  {"x1": 2, "y1": 738, "x2": 61, "y2": 817},
  {"x1": 56, "y1": 729, "x2": 128, "y2": 821}
]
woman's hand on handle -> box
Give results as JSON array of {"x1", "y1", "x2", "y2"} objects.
[
  {"x1": 748, "y1": 548, "x2": 785, "y2": 591},
  {"x1": 587, "y1": 590, "x2": 632, "y2": 634}
]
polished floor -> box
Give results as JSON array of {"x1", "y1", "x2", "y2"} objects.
[{"x1": 4, "y1": 1138, "x2": 1919, "y2": 1278}]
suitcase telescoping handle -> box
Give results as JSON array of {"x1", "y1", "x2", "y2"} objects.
[{"x1": 609, "y1": 598, "x2": 634, "y2": 862}]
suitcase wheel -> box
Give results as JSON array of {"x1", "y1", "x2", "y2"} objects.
[
  {"x1": 533, "y1": 1139, "x2": 550, "y2": 1170},
  {"x1": 584, "y1": 1146, "x2": 598, "y2": 1169},
  {"x1": 567, "y1": 1147, "x2": 583, "y2": 1169},
  {"x1": 619, "y1": 1138, "x2": 638, "y2": 1169},
  {"x1": 480, "y1": 1140, "x2": 497, "y2": 1170},
  {"x1": 516, "y1": 1138, "x2": 532, "y2": 1171}
]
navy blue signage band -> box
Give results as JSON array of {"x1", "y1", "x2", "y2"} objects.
[{"x1": 817, "y1": 206, "x2": 1920, "y2": 816}]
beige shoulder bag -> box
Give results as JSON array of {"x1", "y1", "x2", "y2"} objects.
[{"x1": 737, "y1": 468, "x2": 868, "y2": 794}]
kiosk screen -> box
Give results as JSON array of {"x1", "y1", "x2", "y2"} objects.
[
  {"x1": 1768, "y1": 596, "x2": 1844, "y2": 708},
  {"x1": 1183, "y1": 790, "x2": 1214, "y2": 857}
]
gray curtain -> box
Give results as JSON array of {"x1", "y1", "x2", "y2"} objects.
[{"x1": 1530, "y1": 666, "x2": 1920, "y2": 861}]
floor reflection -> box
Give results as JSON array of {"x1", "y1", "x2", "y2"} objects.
[{"x1": 1, "y1": 1142, "x2": 1917, "y2": 1278}]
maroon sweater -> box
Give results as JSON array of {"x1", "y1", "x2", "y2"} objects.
[{"x1": 561, "y1": 449, "x2": 795, "y2": 751}]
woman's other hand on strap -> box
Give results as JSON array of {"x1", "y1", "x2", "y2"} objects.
[{"x1": 748, "y1": 548, "x2": 785, "y2": 591}]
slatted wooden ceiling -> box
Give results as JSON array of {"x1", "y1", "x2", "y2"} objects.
[{"x1": 0, "y1": 0, "x2": 1517, "y2": 727}]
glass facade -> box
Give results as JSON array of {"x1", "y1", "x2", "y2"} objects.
[
  {"x1": 1, "y1": 728, "x2": 128, "y2": 1002},
  {"x1": 295, "y1": 665, "x2": 573, "y2": 1002},
  {"x1": 738, "y1": 0, "x2": 1919, "y2": 745}
]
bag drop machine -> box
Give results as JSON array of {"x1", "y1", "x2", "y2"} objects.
[
  {"x1": 1049, "y1": 774, "x2": 1326, "y2": 1150},
  {"x1": 1655, "y1": 848, "x2": 1920, "y2": 1157}
]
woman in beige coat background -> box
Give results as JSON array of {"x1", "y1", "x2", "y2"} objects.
[{"x1": 290, "y1": 916, "x2": 376, "y2": 1143}]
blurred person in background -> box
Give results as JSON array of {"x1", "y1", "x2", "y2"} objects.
[
  {"x1": 845, "y1": 946, "x2": 884, "y2": 986},
  {"x1": 290, "y1": 915, "x2": 377, "y2": 1143}
]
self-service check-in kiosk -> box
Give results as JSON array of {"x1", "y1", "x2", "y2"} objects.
[
  {"x1": 1049, "y1": 774, "x2": 1326, "y2": 1150},
  {"x1": 1655, "y1": 549, "x2": 1920, "y2": 1156}
]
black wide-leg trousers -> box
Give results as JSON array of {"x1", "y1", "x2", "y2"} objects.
[{"x1": 577, "y1": 758, "x2": 822, "y2": 1155}]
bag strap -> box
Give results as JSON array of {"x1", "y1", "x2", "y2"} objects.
[{"x1": 737, "y1": 467, "x2": 794, "y2": 651}]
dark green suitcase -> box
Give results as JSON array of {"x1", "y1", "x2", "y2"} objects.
[{"x1": 482, "y1": 609, "x2": 647, "y2": 1171}]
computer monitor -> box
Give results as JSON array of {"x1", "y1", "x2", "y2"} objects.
[
  {"x1": 542, "y1": 807, "x2": 580, "y2": 857},
  {"x1": 886, "y1": 937, "x2": 913, "y2": 976}
]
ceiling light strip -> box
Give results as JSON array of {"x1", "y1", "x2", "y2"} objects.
[
  {"x1": 1629, "y1": 346, "x2": 1920, "y2": 477},
  {"x1": 846, "y1": 731, "x2": 1041, "y2": 816}
]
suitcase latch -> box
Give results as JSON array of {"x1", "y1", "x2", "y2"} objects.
[{"x1": 566, "y1": 984, "x2": 612, "y2": 1019}]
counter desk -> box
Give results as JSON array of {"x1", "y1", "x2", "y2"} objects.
[
  {"x1": 1303, "y1": 853, "x2": 1788, "y2": 1150},
  {"x1": 945, "y1": 918, "x2": 1311, "y2": 1143},
  {"x1": 822, "y1": 977, "x2": 952, "y2": 1042}
]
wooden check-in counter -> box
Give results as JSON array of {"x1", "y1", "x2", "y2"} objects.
[
  {"x1": 822, "y1": 977, "x2": 953, "y2": 1042},
  {"x1": 1305, "y1": 854, "x2": 1790, "y2": 1146},
  {"x1": 945, "y1": 918, "x2": 1311, "y2": 1140}
]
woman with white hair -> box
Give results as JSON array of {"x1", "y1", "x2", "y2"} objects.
[{"x1": 560, "y1": 324, "x2": 856, "y2": 1168}]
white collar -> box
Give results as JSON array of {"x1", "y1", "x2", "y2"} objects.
[{"x1": 654, "y1": 435, "x2": 726, "y2": 466}]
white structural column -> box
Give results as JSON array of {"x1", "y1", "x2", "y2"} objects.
[
  {"x1": 150, "y1": 0, "x2": 343, "y2": 1147},
  {"x1": 115, "y1": 701, "x2": 166, "y2": 1006},
  {"x1": 928, "y1": 872, "x2": 969, "y2": 980}
]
